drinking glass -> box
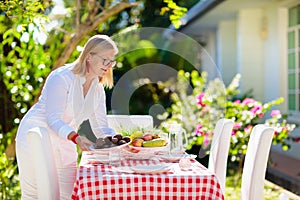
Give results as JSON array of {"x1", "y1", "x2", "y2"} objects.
[{"x1": 168, "y1": 123, "x2": 188, "y2": 154}]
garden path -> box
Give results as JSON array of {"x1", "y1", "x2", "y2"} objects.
[{"x1": 267, "y1": 150, "x2": 300, "y2": 197}]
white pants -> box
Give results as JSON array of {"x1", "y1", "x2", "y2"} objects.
[{"x1": 16, "y1": 133, "x2": 77, "y2": 200}]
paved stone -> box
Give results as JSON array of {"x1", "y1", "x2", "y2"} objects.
[{"x1": 267, "y1": 150, "x2": 300, "y2": 196}]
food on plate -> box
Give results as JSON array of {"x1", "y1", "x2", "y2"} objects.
[
  {"x1": 132, "y1": 138, "x2": 144, "y2": 147},
  {"x1": 118, "y1": 140, "x2": 127, "y2": 145},
  {"x1": 152, "y1": 133, "x2": 160, "y2": 139},
  {"x1": 130, "y1": 131, "x2": 167, "y2": 148},
  {"x1": 111, "y1": 137, "x2": 118, "y2": 144},
  {"x1": 94, "y1": 134, "x2": 130, "y2": 149},
  {"x1": 122, "y1": 136, "x2": 131, "y2": 143},
  {"x1": 113, "y1": 134, "x2": 123, "y2": 140},
  {"x1": 142, "y1": 138, "x2": 167, "y2": 147},
  {"x1": 142, "y1": 133, "x2": 153, "y2": 141},
  {"x1": 130, "y1": 131, "x2": 144, "y2": 140}
]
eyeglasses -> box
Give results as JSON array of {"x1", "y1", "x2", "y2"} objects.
[{"x1": 94, "y1": 54, "x2": 117, "y2": 67}]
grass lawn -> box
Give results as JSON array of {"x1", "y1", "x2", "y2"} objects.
[{"x1": 225, "y1": 170, "x2": 300, "y2": 199}]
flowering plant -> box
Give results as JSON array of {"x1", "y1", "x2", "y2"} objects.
[{"x1": 159, "y1": 70, "x2": 297, "y2": 161}]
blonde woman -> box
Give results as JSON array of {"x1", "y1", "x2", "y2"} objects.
[{"x1": 15, "y1": 35, "x2": 118, "y2": 199}]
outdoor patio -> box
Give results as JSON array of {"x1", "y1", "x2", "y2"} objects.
[{"x1": 267, "y1": 150, "x2": 300, "y2": 195}]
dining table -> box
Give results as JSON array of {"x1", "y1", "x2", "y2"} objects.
[{"x1": 71, "y1": 150, "x2": 224, "y2": 200}]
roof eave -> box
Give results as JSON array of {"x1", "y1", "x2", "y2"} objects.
[{"x1": 178, "y1": 0, "x2": 225, "y2": 31}]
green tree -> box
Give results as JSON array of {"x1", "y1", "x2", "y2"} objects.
[
  {"x1": 0, "y1": 0, "x2": 139, "y2": 153},
  {"x1": 0, "y1": 0, "x2": 193, "y2": 198},
  {"x1": 0, "y1": 1, "x2": 138, "y2": 198}
]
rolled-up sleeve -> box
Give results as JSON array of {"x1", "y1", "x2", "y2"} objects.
[
  {"x1": 44, "y1": 73, "x2": 74, "y2": 139},
  {"x1": 89, "y1": 85, "x2": 115, "y2": 138}
]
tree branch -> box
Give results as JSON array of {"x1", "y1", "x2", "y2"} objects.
[
  {"x1": 76, "y1": 0, "x2": 80, "y2": 28},
  {"x1": 53, "y1": 1, "x2": 139, "y2": 69}
]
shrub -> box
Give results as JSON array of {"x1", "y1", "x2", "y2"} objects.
[{"x1": 158, "y1": 70, "x2": 297, "y2": 162}]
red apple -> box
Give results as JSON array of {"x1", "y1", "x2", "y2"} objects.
[
  {"x1": 142, "y1": 133, "x2": 153, "y2": 141},
  {"x1": 132, "y1": 138, "x2": 144, "y2": 147}
]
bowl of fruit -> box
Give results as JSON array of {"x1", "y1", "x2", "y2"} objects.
[
  {"x1": 124, "y1": 130, "x2": 169, "y2": 153},
  {"x1": 90, "y1": 134, "x2": 131, "y2": 153}
]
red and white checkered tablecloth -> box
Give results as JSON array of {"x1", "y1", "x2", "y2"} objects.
[{"x1": 71, "y1": 152, "x2": 224, "y2": 200}]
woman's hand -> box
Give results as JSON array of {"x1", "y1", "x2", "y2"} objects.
[
  {"x1": 75, "y1": 136, "x2": 94, "y2": 151},
  {"x1": 68, "y1": 132, "x2": 94, "y2": 151}
]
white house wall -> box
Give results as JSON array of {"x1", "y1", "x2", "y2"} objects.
[
  {"x1": 237, "y1": 4, "x2": 300, "y2": 160},
  {"x1": 200, "y1": 31, "x2": 219, "y2": 82},
  {"x1": 217, "y1": 4, "x2": 284, "y2": 103},
  {"x1": 278, "y1": 2, "x2": 291, "y2": 113},
  {"x1": 262, "y1": 3, "x2": 287, "y2": 109},
  {"x1": 237, "y1": 8, "x2": 265, "y2": 101},
  {"x1": 265, "y1": 1, "x2": 300, "y2": 160},
  {"x1": 217, "y1": 20, "x2": 237, "y2": 86}
]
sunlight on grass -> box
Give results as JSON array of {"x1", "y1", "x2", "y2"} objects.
[{"x1": 225, "y1": 172, "x2": 293, "y2": 199}]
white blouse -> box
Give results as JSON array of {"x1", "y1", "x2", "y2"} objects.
[{"x1": 16, "y1": 64, "x2": 114, "y2": 143}]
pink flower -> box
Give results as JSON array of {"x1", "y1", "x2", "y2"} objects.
[
  {"x1": 233, "y1": 123, "x2": 242, "y2": 130},
  {"x1": 258, "y1": 113, "x2": 264, "y2": 118},
  {"x1": 196, "y1": 124, "x2": 203, "y2": 129},
  {"x1": 195, "y1": 124, "x2": 204, "y2": 136},
  {"x1": 242, "y1": 98, "x2": 256, "y2": 105},
  {"x1": 250, "y1": 105, "x2": 262, "y2": 115},
  {"x1": 271, "y1": 110, "x2": 281, "y2": 117},
  {"x1": 231, "y1": 130, "x2": 237, "y2": 136},
  {"x1": 196, "y1": 92, "x2": 206, "y2": 107},
  {"x1": 203, "y1": 134, "x2": 210, "y2": 147},
  {"x1": 244, "y1": 125, "x2": 252, "y2": 133},
  {"x1": 234, "y1": 99, "x2": 241, "y2": 104}
]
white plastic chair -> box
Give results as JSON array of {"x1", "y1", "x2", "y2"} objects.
[
  {"x1": 241, "y1": 124, "x2": 275, "y2": 200},
  {"x1": 208, "y1": 118, "x2": 234, "y2": 193},
  {"x1": 107, "y1": 115, "x2": 154, "y2": 130},
  {"x1": 27, "y1": 127, "x2": 59, "y2": 200}
]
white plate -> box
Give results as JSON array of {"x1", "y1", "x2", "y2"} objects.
[
  {"x1": 112, "y1": 166, "x2": 133, "y2": 173},
  {"x1": 130, "y1": 165, "x2": 171, "y2": 174},
  {"x1": 159, "y1": 154, "x2": 197, "y2": 162},
  {"x1": 89, "y1": 141, "x2": 129, "y2": 152},
  {"x1": 127, "y1": 143, "x2": 169, "y2": 153}
]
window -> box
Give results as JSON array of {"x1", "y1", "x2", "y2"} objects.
[{"x1": 288, "y1": 4, "x2": 300, "y2": 112}]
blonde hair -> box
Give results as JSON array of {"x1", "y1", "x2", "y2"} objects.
[{"x1": 72, "y1": 35, "x2": 118, "y2": 88}]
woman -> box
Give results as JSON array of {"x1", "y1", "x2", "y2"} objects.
[{"x1": 15, "y1": 34, "x2": 118, "y2": 199}]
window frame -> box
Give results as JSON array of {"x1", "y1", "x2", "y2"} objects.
[{"x1": 287, "y1": 3, "x2": 300, "y2": 117}]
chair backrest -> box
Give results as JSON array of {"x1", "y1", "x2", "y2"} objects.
[
  {"x1": 27, "y1": 127, "x2": 59, "y2": 200},
  {"x1": 241, "y1": 124, "x2": 275, "y2": 200},
  {"x1": 208, "y1": 118, "x2": 234, "y2": 193},
  {"x1": 107, "y1": 115, "x2": 154, "y2": 131}
]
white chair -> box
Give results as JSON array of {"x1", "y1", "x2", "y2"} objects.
[
  {"x1": 107, "y1": 115, "x2": 154, "y2": 130},
  {"x1": 208, "y1": 118, "x2": 234, "y2": 193},
  {"x1": 27, "y1": 127, "x2": 59, "y2": 200},
  {"x1": 241, "y1": 124, "x2": 275, "y2": 200}
]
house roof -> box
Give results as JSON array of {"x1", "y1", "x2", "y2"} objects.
[
  {"x1": 176, "y1": 0, "x2": 225, "y2": 31},
  {"x1": 164, "y1": 0, "x2": 276, "y2": 39},
  {"x1": 163, "y1": 0, "x2": 224, "y2": 39}
]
